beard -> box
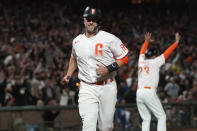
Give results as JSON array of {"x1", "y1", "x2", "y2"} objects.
[{"x1": 86, "y1": 25, "x2": 100, "y2": 35}]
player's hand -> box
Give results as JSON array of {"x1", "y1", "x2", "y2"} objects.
[
  {"x1": 62, "y1": 75, "x2": 71, "y2": 84},
  {"x1": 145, "y1": 32, "x2": 154, "y2": 43},
  {"x1": 175, "y1": 32, "x2": 181, "y2": 43},
  {"x1": 96, "y1": 64, "x2": 108, "y2": 77}
]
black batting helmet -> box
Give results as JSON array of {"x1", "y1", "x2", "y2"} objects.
[
  {"x1": 83, "y1": 6, "x2": 102, "y2": 23},
  {"x1": 145, "y1": 48, "x2": 158, "y2": 58}
]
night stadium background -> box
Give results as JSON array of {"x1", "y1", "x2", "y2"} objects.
[{"x1": 0, "y1": 0, "x2": 196, "y2": 131}]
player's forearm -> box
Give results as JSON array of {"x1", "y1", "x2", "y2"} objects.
[
  {"x1": 115, "y1": 55, "x2": 128, "y2": 68},
  {"x1": 66, "y1": 56, "x2": 77, "y2": 76},
  {"x1": 140, "y1": 41, "x2": 149, "y2": 55},
  {"x1": 163, "y1": 42, "x2": 178, "y2": 60},
  {"x1": 106, "y1": 55, "x2": 128, "y2": 73},
  {"x1": 116, "y1": 60, "x2": 125, "y2": 68}
]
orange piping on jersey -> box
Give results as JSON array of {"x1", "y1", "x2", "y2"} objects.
[
  {"x1": 144, "y1": 86, "x2": 151, "y2": 89},
  {"x1": 163, "y1": 42, "x2": 178, "y2": 60},
  {"x1": 140, "y1": 41, "x2": 149, "y2": 55},
  {"x1": 137, "y1": 86, "x2": 151, "y2": 90},
  {"x1": 118, "y1": 55, "x2": 128, "y2": 64}
]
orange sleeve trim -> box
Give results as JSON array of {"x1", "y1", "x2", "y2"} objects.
[
  {"x1": 140, "y1": 41, "x2": 149, "y2": 55},
  {"x1": 163, "y1": 42, "x2": 178, "y2": 60},
  {"x1": 119, "y1": 55, "x2": 128, "y2": 64}
]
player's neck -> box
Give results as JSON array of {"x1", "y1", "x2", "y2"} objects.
[{"x1": 85, "y1": 30, "x2": 99, "y2": 38}]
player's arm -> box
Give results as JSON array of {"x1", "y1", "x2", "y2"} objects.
[
  {"x1": 106, "y1": 55, "x2": 128, "y2": 73},
  {"x1": 139, "y1": 32, "x2": 153, "y2": 55},
  {"x1": 116, "y1": 55, "x2": 128, "y2": 67},
  {"x1": 163, "y1": 33, "x2": 180, "y2": 60},
  {"x1": 96, "y1": 36, "x2": 129, "y2": 77},
  {"x1": 96, "y1": 55, "x2": 128, "y2": 76},
  {"x1": 62, "y1": 56, "x2": 77, "y2": 83}
]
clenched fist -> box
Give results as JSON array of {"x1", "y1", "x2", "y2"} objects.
[{"x1": 62, "y1": 75, "x2": 71, "y2": 84}]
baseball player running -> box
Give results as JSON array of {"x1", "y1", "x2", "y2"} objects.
[
  {"x1": 137, "y1": 32, "x2": 181, "y2": 131},
  {"x1": 62, "y1": 6, "x2": 129, "y2": 131}
]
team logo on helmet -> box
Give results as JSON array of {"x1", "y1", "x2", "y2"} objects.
[
  {"x1": 83, "y1": 6, "x2": 102, "y2": 23},
  {"x1": 91, "y1": 9, "x2": 96, "y2": 15}
]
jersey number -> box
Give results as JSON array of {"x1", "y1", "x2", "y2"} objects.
[
  {"x1": 120, "y1": 43, "x2": 127, "y2": 52},
  {"x1": 95, "y1": 43, "x2": 127, "y2": 56},
  {"x1": 139, "y1": 66, "x2": 150, "y2": 75},
  {"x1": 95, "y1": 43, "x2": 103, "y2": 56}
]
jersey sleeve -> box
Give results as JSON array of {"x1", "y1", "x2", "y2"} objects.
[
  {"x1": 154, "y1": 54, "x2": 165, "y2": 67},
  {"x1": 139, "y1": 41, "x2": 149, "y2": 55},
  {"x1": 163, "y1": 42, "x2": 178, "y2": 60},
  {"x1": 139, "y1": 54, "x2": 145, "y2": 63},
  {"x1": 71, "y1": 48, "x2": 76, "y2": 58},
  {"x1": 71, "y1": 40, "x2": 77, "y2": 58},
  {"x1": 109, "y1": 36, "x2": 128, "y2": 59}
]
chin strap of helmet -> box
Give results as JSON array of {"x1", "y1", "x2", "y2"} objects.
[
  {"x1": 93, "y1": 25, "x2": 100, "y2": 32},
  {"x1": 86, "y1": 25, "x2": 100, "y2": 35}
]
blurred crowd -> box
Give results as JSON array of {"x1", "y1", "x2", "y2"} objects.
[{"x1": 0, "y1": 1, "x2": 196, "y2": 110}]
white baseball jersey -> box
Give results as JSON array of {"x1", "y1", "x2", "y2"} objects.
[
  {"x1": 137, "y1": 53, "x2": 167, "y2": 131},
  {"x1": 138, "y1": 54, "x2": 165, "y2": 90},
  {"x1": 71, "y1": 30, "x2": 128, "y2": 83}
]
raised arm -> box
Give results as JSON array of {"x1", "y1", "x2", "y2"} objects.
[
  {"x1": 139, "y1": 32, "x2": 153, "y2": 55},
  {"x1": 163, "y1": 33, "x2": 181, "y2": 60}
]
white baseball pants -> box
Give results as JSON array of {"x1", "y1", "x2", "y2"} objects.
[
  {"x1": 137, "y1": 89, "x2": 166, "y2": 131},
  {"x1": 78, "y1": 80, "x2": 117, "y2": 131}
]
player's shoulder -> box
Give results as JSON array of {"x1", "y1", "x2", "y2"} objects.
[
  {"x1": 148, "y1": 54, "x2": 165, "y2": 65},
  {"x1": 139, "y1": 54, "x2": 145, "y2": 59},
  {"x1": 73, "y1": 33, "x2": 84, "y2": 40},
  {"x1": 153, "y1": 54, "x2": 165, "y2": 61},
  {"x1": 72, "y1": 34, "x2": 84, "y2": 44},
  {"x1": 100, "y1": 30, "x2": 112, "y2": 36},
  {"x1": 138, "y1": 54, "x2": 145, "y2": 62},
  {"x1": 99, "y1": 30, "x2": 119, "y2": 39}
]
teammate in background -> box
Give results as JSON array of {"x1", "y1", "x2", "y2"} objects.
[
  {"x1": 62, "y1": 6, "x2": 129, "y2": 131},
  {"x1": 136, "y1": 32, "x2": 181, "y2": 131}
]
